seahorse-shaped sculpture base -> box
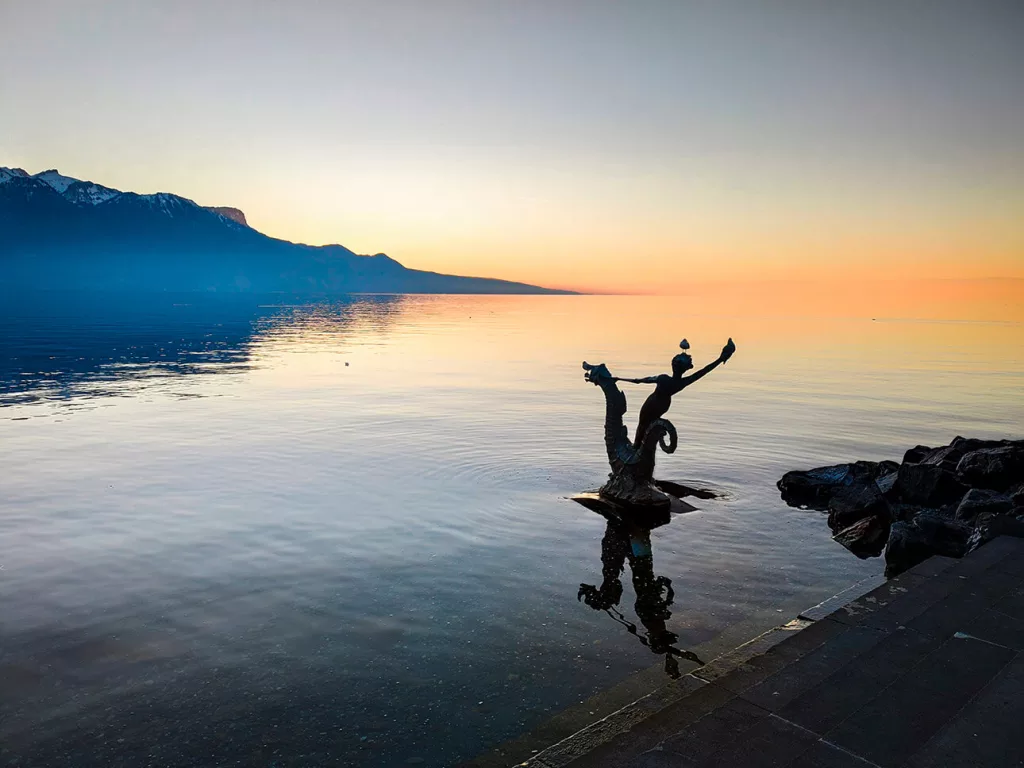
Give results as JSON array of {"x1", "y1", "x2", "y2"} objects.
[{"x1": 583, "y1": 362, "x2": 678, "y2": 508}]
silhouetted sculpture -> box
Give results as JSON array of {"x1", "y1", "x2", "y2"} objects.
[
  {"x1": 583, "y1": 338, "x2": 735, "y2": 508},
  {"x1": 578, "y1": 518, "x2": 703, "y2": 678}
]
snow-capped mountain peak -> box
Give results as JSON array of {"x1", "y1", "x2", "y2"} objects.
[
  {"x1": 2, "y1": 166, "x2": 255, "y2": 226},
  {"x1": 64, "y1": 181, "x2": 121, "y2": 205},
  {"x1": 136, "y1": 192, "x2": 201, "y2": 217},
  {"x1": 8, "y1": 168, "x2": 119, "y2": 205},
  {"x1": 0, "y1": 167, "x2": 30, "y2": 185},
  {"x1": 33, "y1": 169, "x2": 82, "y2": 194}
]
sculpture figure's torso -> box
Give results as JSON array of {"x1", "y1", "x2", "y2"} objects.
[{"x1": 635, "y1": 374, "x2": 677, "y2": 447}]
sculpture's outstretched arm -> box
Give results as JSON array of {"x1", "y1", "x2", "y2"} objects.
[{"x1": 582, "y1": 362, "x2": 657, "y2": 385}]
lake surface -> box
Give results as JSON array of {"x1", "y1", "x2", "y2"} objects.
[{"x1": 1, "y1": 292, "x2": 1021, "y2": 767}]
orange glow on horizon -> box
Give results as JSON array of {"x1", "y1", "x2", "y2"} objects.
[
  {"x1": 4, "y1": 151, "x2": 1020, "y2": 297},
  {"x1": 4, "y1": 156, "x2": 1021, "y2": 298}
]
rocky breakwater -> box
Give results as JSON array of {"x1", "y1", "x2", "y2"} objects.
[{"x1": 778, "y1": 437, "x2": 1024, "y2": 576}]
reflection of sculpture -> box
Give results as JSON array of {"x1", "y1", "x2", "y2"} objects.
[
  {"x1": 578, "y1": 518, "x2": 703, "y2": 678},
  {"x1": 583, "y1": 338, "x2": 735, "y2": 507}
]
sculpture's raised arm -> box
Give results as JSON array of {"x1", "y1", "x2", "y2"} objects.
[{"x1": 673, "y1": 338, "x2": 735, "y2": 391}]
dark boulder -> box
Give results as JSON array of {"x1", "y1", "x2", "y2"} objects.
[
  {"x1": 778, "y1": 460, "x2": 899, "y2": 510},
  {"x1": 781, "y1": 436, "x2": 1024, "y2": 579},
  {"x1": 827, "y1": 484, "x2": 891, "y2": 533},
  {"x1": 903, "y1": 445, "x2": 933, "y2": 464},
  {"x1": 914, "y1": 512, "x2": 974, "y2": 558},
  {"x1": 956, "y1": 445, "x2": 1024, "y2": 491},
  {"x1": 884, "y1": 522, "x2": 929, "y2": 577},
  {"x1": 1012, "y1": 484, "x2": 1024, "y2": 510},
  {"x1": 890, "y1": 503, "x2": 930, "y2": 523},
  {"x1": 917, "y1": 436, "x2": 1008, "y2": 471},
  {"x1": 833, "y1": 515, "x2": 891, "y2": 559},
  {"x1": 966, "y1": 512, "x2": 1024, "y2": 550},
  {"x1": 894, "y1": 462, "x2": 966, "y2": 507},
  {"x1": 884, "y1": 512, "x2": 972, "y2": 577},
  {"x1": 875, "y1": 470, "x2": 899, "y2": 496},
  {"x1": 878, "y1": 459, "x2": 900, "y2": 476},
  {"x1": 954, "y1": 488, "x2": 1013, "y2": 523}
]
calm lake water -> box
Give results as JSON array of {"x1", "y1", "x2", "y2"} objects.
[{"x1": 1, "y1": 292, "x2": 1022, "y2": 767}]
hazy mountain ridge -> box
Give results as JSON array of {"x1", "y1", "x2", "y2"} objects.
[{"x1": 0, "y1": 167, "x2": 570, "y2": 294}]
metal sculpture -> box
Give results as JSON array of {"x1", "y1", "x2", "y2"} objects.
[{"x1": 582, "y1": 338, "x2": 735, "y2": 508}]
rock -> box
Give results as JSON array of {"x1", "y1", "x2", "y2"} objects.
[
  {"x1": 894, "y1": 462, "x2": 966, "y2": 507},
  {"x1": 966, "y1": 512, "x2": 1024, "y2": 551},
  {"x1": 1012, "y1": 484, "x2": 1024, "y2": 510},
  {"x1": 780, "y1": 436, "x2": 1024, "y2": 576},
  {"x1": 778, "y1": 460, "x2": 899, "y2": 510},
  {"x1": 901, "y1": 438, "x2": 1022, "y2": 474},
  {"x1": 917, "y1": 436, "x2": 1009, "y2": 471},
  {"x1": 875, "y1": 470, "x2": 899, "y2": 496},
  {"x1": 914, "y1": 512, "x2": 973, "y2": 557},
  {"x1": 956, "y1": 445, "x2": 1024, "y2": 491},
  {"x1": 970, "y1": 514, "x2": 1024, "y2": 548},
  {"x1": 877, "y1": 459, "x2": 900, "y2": 476},
  {"x1": 833, "y1": 515, "x2": 890, "y2": 559},
  {"x1": 884, "y1": 512, "x2": 972, "y2": 577},
  {"x1": 891, "y1": 503, "x2": 930, "y2": 523},
  {"x1": 930, "y1": 503, "x2": 960, "y2": 520},
  {"x1": 827, "y1": 484, "x2": 891, "y2": 533},
  {"x1": 884, "y1": 521, "x2": 929, "y2": 577},
  {"x1": 903, "y1": 445, "x2": 933, "y2": 464},
  {"x1": 954, "y1": 488, "x2": 1013, "y2": 523}
]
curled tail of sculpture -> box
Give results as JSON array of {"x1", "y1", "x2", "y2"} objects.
[
  {"x1": 638, "y1": 418, "x2": 678, "y2": 459},
  {"x1": 615, "y1": 418, "x2": 677, "y2": 467}
]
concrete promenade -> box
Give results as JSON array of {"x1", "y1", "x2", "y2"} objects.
[{"x1": 513, "y1": 536, "x2": 1024, "y2": 768}]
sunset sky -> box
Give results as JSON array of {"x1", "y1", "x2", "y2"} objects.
[{"x1": 2, "y1": 0, "x2": 1022, "y2": 294}]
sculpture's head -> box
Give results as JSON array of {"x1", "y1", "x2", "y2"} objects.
[
  {"x1": 671, "y1": 352, "x2": 693, "y2": 378},
  {"x1": 671, "y1": 339, "x2": 692, "y2": 378}
]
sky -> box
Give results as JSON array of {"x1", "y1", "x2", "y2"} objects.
[{"x1": 2, "y1": 0, "x2": 1022, "y2": 294}]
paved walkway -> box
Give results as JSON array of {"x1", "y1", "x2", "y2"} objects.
[{"x1": 520, "y1": 536, "x2": 1024, "y2": 768}]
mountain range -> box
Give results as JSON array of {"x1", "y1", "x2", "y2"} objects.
[{"x1": 0, "y1": 167, "x2": 569, "y2": 294}]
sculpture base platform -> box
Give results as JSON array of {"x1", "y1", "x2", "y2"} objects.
[
  {"x1": 571, "y1": 480, "x2": 723, "y2": 529},
  {"x1": 652, "y1": 479, "x2": 723, "y2": 501},
  {"x1": 571, "y1": 492, "x2": 697, "y2": 530}
]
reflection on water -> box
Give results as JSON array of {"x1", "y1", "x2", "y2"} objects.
[
  {"x1": 0, "y1": 292, "x2": 406, "y2": 406},
  {"x1": 578, "y1": 510, "x2": 704, "y2": 679},
  {"x1": 1, "y1": 292, "x2": 1022, "y2": 767}
]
